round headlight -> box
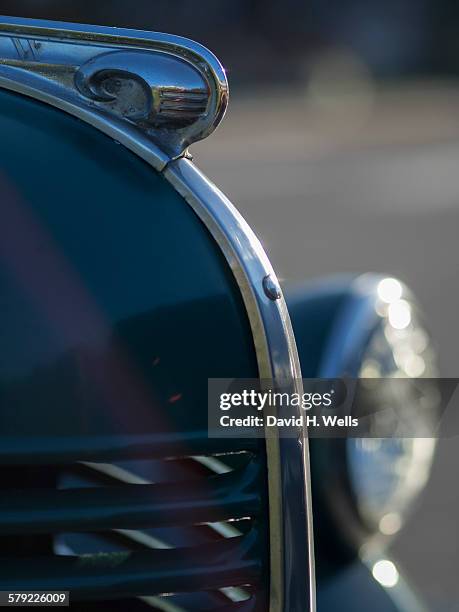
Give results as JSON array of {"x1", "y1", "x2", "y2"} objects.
[
  {"x1": 314, "y1": 274, "x2": 439, "y2": 551},
  {"x1": 346, "y1": 282, "x2": 438, "y2": 535}
]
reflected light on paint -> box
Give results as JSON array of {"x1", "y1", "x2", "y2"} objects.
[
  {"x1": 388, "y1": 300, "x2": 411, "y2": 330},
  {"x1": 377, "y1": 278, "x2": 403, "y2": 304},
  {"x1": 372, "y1": 560, "x2": 399, "y2": 588}
]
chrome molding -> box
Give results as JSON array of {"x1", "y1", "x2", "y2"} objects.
[
  {"x1": 164, "y1": 159, "x2": 316, "y2": 612},
  {"x1": 0, "y1": 16, "x2": 315, "y2": 612},
  {"x1": 0, "y1": 15, "x2": 228, "y2": 161}
]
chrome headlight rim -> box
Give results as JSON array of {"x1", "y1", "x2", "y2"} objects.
[{"x1": 314, "y1": 273, "x2": 438, "y2": 552}]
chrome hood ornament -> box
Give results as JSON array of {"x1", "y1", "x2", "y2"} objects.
[{"x1": 0, "y1": 16, "x2": 229, "y2": 162}]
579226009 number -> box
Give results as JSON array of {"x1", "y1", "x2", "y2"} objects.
[{"x1": 0, "y1": 592, "x2": 69, "y2": 607}]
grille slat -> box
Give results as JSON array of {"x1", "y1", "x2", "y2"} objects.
[
  {"x1": 0, "y1": 461, "x2": 261, "y2": 535},
  {"x1": 0, "y1": 531, "x2": 261, "y2": 601},
  {"x1": 0, "y1": 435, "x2": 258, "y2": 465},
  {"x1": 213, "y1": 598, "x2": 261, "y2": 612}
]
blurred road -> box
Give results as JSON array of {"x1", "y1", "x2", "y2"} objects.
[{"x1": 195, "y1": 82, "x2": 459, "y2": 610}]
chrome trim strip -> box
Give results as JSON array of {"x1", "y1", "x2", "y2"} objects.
[
  {"x1": 0, "y1": 17, "x2": 315, "y2": 612},
  {"x1": 164, "y1": 159, "x2": 316, "y2": 612}
]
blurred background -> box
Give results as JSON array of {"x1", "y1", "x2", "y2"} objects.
[{"x1": 1, "y1": 1, "x2": 458, "y2": 609}]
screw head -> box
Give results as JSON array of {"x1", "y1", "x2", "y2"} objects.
[{"x1": 263, "y1": 274, "x2": 282, "y2": 300}]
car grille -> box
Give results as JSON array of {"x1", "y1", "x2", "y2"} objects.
[{"x1": 0, "y1": 439, "x2": 268, "y2": 611}]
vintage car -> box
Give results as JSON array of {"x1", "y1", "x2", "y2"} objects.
[{"x1": 0, "y1": 16, "x2": 438, "y2": 611}]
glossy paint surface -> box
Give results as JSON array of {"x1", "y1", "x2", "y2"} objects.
[{"x1": 0, "y1": 88, "x2": 258, "y2": 451}]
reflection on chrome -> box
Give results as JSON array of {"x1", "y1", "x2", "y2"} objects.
[
  {"x1": 388, "y1": 299, "x2": 412, "y2": 330},
  {"x1": 372, "y1": 559, "x2": 400, "y2": 588},
  {"x1": 378, "y1": 512, "x2": 402, "y2": 536},
  {"x1": 377, "y1": 277, "x2": 403, "y2": 304},
  {"x1": 347, "y1": 276, "x2": 438, "y2": 537}
]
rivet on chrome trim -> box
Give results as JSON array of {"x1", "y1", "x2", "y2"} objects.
[{"x1": 263, "y1": 274, "x2": 282, "y2": 301}]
